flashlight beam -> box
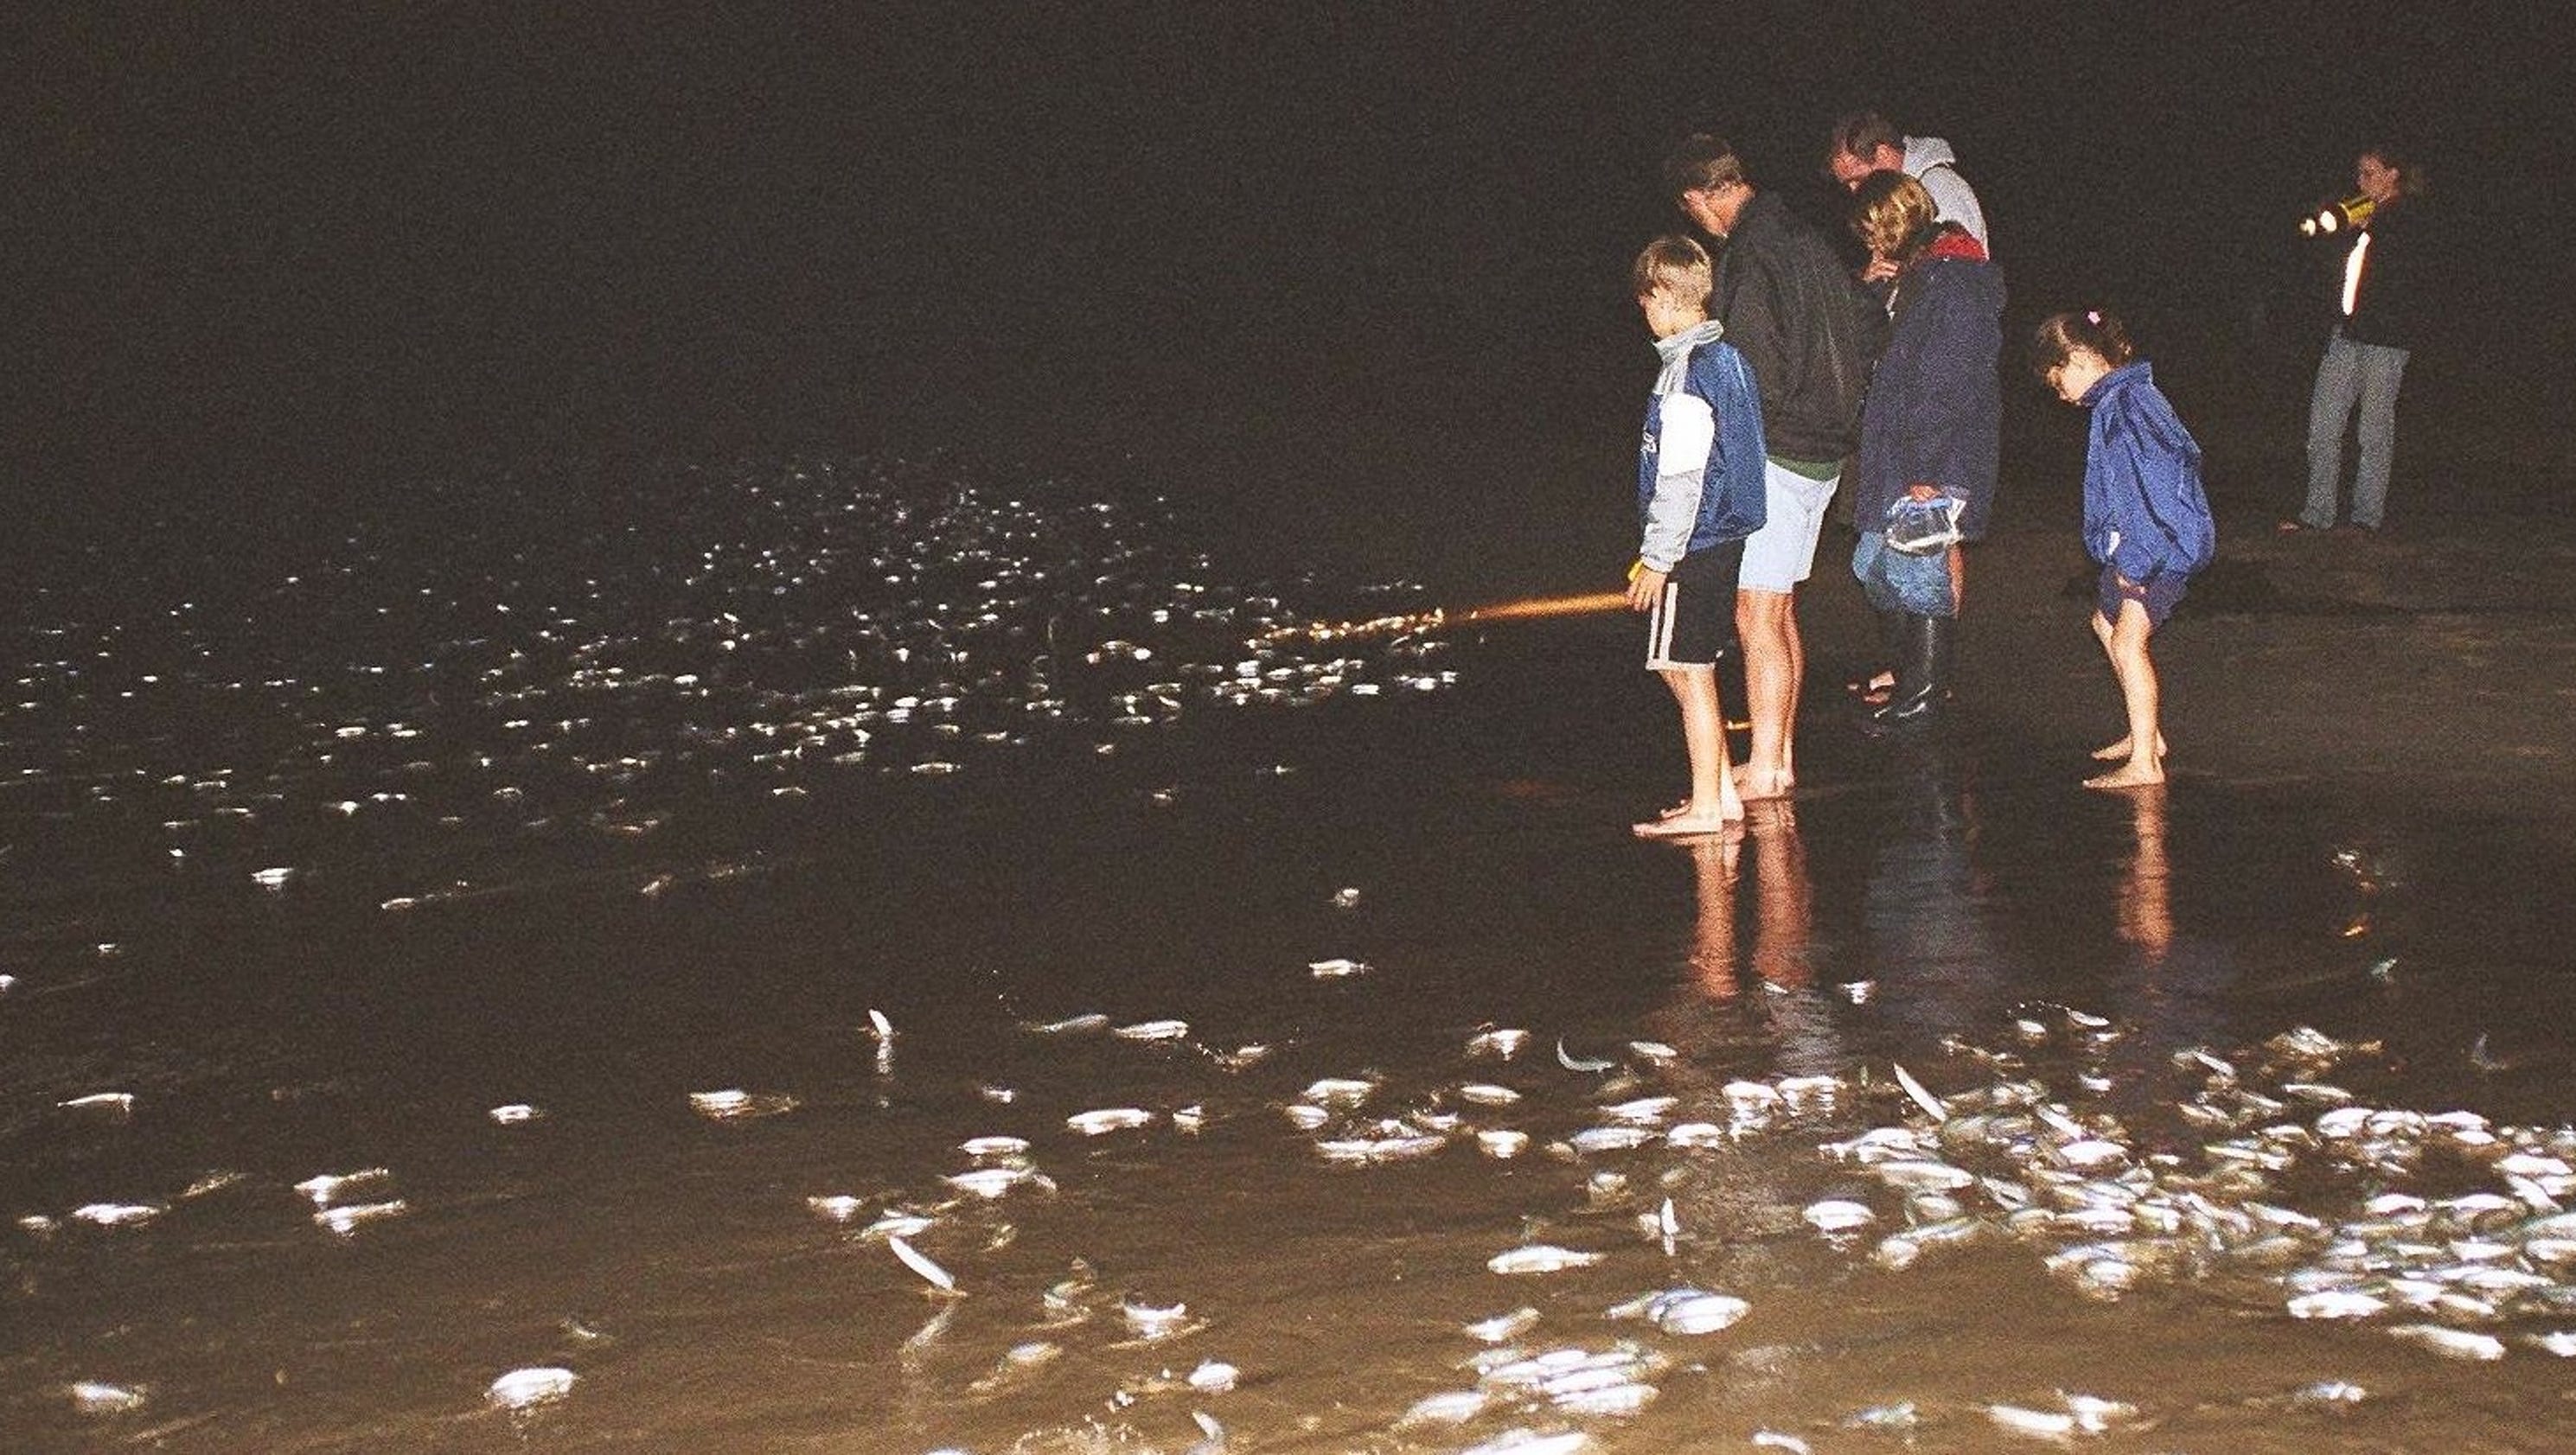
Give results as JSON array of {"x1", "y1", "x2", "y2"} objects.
[
  {"x1": 1458, "y1": 590, "x2": 1631, "y2": 622},
  {"x1": 1251, "y1": 589, "x2": 1632, "y2": 648}
]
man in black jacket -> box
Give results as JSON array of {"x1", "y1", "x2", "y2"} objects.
[{"x1": 1667, "y1": 134, "x2": 1883, "y2": 800}]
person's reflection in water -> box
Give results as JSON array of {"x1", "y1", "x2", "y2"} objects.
[
  {"x1": 1746, "y1": 801, "x2": 1816, "y2": 996},
  {"x1": 2116, "y1": 785, "x2": 2175, "y2": 963},
  {"x1": 1863, "y1": 750, "x2": 2011, "y2": 1046},
  {"x1": 1652, "y1": 803, "x2": 1843, "y2": 1076},
  {"x1": 1683, "y1": 828, "x2": 1743, "y2": 999},
  {"x1": 1634, "y1": 807, "x2": 1843, "y2": 1273},
  {"x1": 2098, "y1": 785, "x2": 2239, "y2": 1134}
]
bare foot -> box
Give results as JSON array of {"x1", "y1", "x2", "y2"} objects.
[
  {"x1": 2083, "y1": 761, "x2": 2166, "y2": 790},
  {"x1": 1635, "y1": 800, "x2": 1745, "y2": 836},
  {"x1": 2089, "y1": 733, "x2": 2169, "y2": 762},
  {"x1": 1734, "y1": 763, "x2": 1794, "y2": 801}
]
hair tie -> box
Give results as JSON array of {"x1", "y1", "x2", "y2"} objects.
[{"x1": 2084, "y1": 310, "x2": 2101, "y2": 325}]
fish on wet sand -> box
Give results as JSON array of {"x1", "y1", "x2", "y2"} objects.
[
  {"x1": 487, "y1": 1367, "x2": 578, "y2": 1411},
  {"x1": 1489, "y1": 1245, "x2": 1606, "y2": 1275},
  {"x1": 1066, "y1": 1107, "x2": 1156, "y2": 1135}
]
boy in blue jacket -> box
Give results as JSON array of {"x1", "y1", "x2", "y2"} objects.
[
  {"x1": 1627, "y1": 236, "x2": 1768, "y2": 834},
  {"x1": 2032, "y1": 309, "x2": 2216, "y2": 790}
]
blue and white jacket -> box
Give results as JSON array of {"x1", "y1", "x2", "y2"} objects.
[
  {"x1": 1637, "y1": 319, "x2": 1767, "y2": 571},
  {"x1": 2081, "y1": 361, "x2": 2215, "y2": 584}
]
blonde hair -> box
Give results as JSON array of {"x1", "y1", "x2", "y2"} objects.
[
  {"x1": 1631, "y1": 233, "x2": 1713, "y2": 303},
  {"x1": 1850, "y1": 172, "x2": 1940, "y2": 262}
]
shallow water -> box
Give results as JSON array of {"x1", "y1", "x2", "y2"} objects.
[{"x1": 8, "y1": 457, "x2": 2576, "y2": 1452}]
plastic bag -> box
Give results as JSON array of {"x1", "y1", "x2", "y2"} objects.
[{"x1": 1884, "y1": 495, "x2": 1966, "y2": 556}]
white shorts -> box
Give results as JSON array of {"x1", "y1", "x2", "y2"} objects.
[{"x1": 1739, "y1": 461, "x2": 1839, "y2": 591}]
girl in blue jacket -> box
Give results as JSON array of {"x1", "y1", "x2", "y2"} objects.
[{"x1": 2031, "y1": 310, "x2": 2215, "y2": 790}]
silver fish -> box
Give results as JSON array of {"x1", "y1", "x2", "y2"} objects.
[
  {"x1": 1892, "y1": 1063, "x2": 1949, "y2": 1120},
  {"x1": 314, "y1": 1200, "x2": 407, "y2": 1236},
  {"x1": 1467, "y1": 1306, "x2": 1542, "y2": 1343},
  {"x1": 1066, "y1": 1107, "x2": 1155, "y2": 1135},
  {"x1": 1600, "y1": 1095, "x2": 1678, "y2": 1124},
  {"x1": 1316, "y1": 1133, "x2": 1448, "y2": 1164},
  {"x1": 688, "y1": 1088, "x2": 797, "y2": 1120},
  {"x1": 2287, "y1": 1289, "x2": 2388, "y2": 1321},
  {"x1": 889, "y1": 1235, "x2": 957, "y2": 1293},
  {"x1": 1635, "y1": 1289, "x2": 1749, "y2": 1335},
  {"x1": 1569, "y1": 1126, "x2": 1654, "y2": 1153},
  {"x1": 69, "y1": 1381, "x2": 148, "y2": 1415},
  {"x1": 1113, "y1": 1018, "x2": 1192, "y2": 1041},
  {"x1": 486, "y1": 1367, "x2": 578, "y2": 1410},
  {"x1": 1400, "y1": 1389, "x2": 1492, "y2": 1426},
  {"x1": 1488, "y1": 1244, "x2": 1605, "y2": 1274},
  {"x1": 941, "y1": 1167, "x2": 1030, "y2": 1198},
  {"x1": 1870, "y1": 1158, "x2": 1975, "y2": 1192},
  {"x1": 1302, "y1": 1076, "x2": 1377, "y2": 1106},
  {"x1": 1803, "y1": 1198, "x2": 1876, "y2": 1233},
  {"x1": 2385, "y1": 1323, "x2": 2505, "y2": 1360},
  {"x1": 296, "y1": 1168, "x2": 393, "y2": 1206},
  {"x1": 1552, "y1": 1381, "x2": 1656, "y2": 1416},
  {"x1": 1120, "y1": 1295, "x2": 1191, "y2": 1337},
  {"x1": 70, "y1": 1203, "x2": 165, "y2": 1228},
  {"x1": 1556, "y1": 1038, "x2": 1615, "y2": 1072}
]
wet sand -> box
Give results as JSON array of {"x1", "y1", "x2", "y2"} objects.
[{"x1": 9, "y1": 442, "x2": 2576, "y2": 1452}]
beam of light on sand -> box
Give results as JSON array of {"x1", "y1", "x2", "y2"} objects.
[
  {"x1": 1257, "y1": 590, "x2": 1628, "y2": 646},
  {"x1": 1457, "y1": 590, "x2": 1630, "y2": 622}
]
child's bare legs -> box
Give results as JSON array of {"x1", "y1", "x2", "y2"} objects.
[
  {"x1": 2085, "y1": 605, "x2": 2169, "y2": 762},
  {"x1": 2085, "y1": 602, "x2": 2166, "y2": 789},
  {"x1": 1638, "y1": 665, "x2": 1744, "y2": 835}
]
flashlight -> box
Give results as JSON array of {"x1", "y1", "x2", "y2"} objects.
[{"x1": 2298, "y1": 195, "x2": 2376, "y2": 238}]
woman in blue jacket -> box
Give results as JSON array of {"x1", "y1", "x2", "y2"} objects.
[{"x1": 1844, "y1": 173, "x2": 2004, "y2": 734}]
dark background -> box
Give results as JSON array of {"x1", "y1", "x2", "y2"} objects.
[{"x1": 10, "y1": 3, "x2": 2564, "y2": 591}]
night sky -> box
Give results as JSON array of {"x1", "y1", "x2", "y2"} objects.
[{"x1": 12, "y1": 3, "x2": 2563, "y2": 568}]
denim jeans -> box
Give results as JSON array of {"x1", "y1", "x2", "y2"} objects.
[
  {"x1": 2302, "y1": 326, "x2": 2410, "y2": 529},
  {"x1": 1851, "y1": 531, "x2": 1955, "y2": 617}
]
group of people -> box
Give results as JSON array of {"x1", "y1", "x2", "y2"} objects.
[{"x1": 1626, "y1": 114, "x2": 2218, "y2": 834}]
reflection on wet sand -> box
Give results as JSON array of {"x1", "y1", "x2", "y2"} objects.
[
  {"x1": 10, "y1": 463, "x2": 2576, "y2": 1450},
  {"x1": 2098, "y1": 784, "x2": 2240, "y2": 1127},
  {"x1": 1862, "y1": 752, "x2": 2015, "y2": 1044},
  {"x1": 1676, "y1": 803, "x2": 1814, "y2": 1004}
]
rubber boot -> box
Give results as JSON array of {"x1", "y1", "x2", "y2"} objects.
[
  {"x1": 1863, "y1": 614, "x2": 1950, "y2": 736},
  {"x1": 1852, "y1": 609, "x2": 1905, "y2": 703}
]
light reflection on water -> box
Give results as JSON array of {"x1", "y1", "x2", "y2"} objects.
[{"x1": 6, "y1": 456, "x2": 2576, "y2": 1452}]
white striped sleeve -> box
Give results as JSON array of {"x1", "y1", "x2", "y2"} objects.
[{"x1": 1639, "y1": 392, "x2": 1713, "y2": 571}]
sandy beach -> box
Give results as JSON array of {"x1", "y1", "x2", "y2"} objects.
[{"x1": 10, "y1": 414, "x2": 2576, "y2": 1450}]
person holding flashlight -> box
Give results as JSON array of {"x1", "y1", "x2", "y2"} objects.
[{"x1": 2284, "y1": 144, "x2": 2428, "y2": 536}]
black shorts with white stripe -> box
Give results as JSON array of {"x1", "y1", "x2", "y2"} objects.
[{"x1": 1645, "y1": 539, "x2": 1745, "y2": 670}]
